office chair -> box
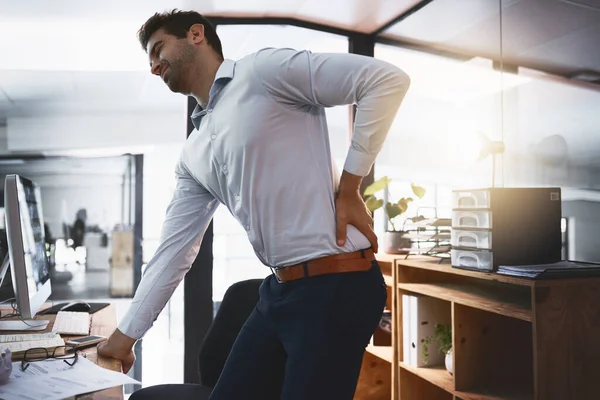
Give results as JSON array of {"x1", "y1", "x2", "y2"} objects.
[{"x1": 129, "y1": 278, "x2": 263, "y2": 400}]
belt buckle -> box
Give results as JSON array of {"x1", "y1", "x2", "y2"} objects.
[{"x1": 270, "y1": 267, "x2": 284, "y2": 283}]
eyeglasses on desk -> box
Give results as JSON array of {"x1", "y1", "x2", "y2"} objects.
[{"x1": 21, "y1": 345, "x2": 78, "y2": 372}]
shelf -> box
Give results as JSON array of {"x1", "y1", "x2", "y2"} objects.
[
  {"x1": 397, "y1": 282, "x2": 531, "y2": 321},
  {"x1": 390, "y1": 257, "x2": 599, "y2": 398},
  {"x1": 456, "y1": 387, "x2": 533, "y2": 400},
  {"x1": 395, "y1": 259, "x2": 534, "y2": 287},
  {"x1": 366, "y1": 344, "x2": 393, "y2": 363},
  {"x1": 400, "y1": 362, "x2": 453, "y2": 392},
  {"x1": 400, "y1": 363, "x2": 532, "y2": 400}
]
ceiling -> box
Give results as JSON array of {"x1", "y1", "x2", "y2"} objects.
[
  {"x1": 1, "y1": 0, "x2": 597, "y2": 77},
  {"x1": 382, "y1": 0, "x2": 600, "y2": 83},
  {"x1": 0, "y1": 156, "x2": 130, "y2": 177},
  {"x1": 0, "y1": 0, "x2": 599, "y2": 167}
]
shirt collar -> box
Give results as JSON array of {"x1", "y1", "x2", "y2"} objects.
[{"x1": 190, "y1": 59, "x2": 236, "y2": 129}]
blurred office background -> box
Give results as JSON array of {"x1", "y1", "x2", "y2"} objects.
[{"x1": 0, "y1": 0, "x2": 599, "y2": 394}]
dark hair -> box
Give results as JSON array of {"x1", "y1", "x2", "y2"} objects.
[{"x1": 138, "y1": 9, "x2": 223, "y2": 59}]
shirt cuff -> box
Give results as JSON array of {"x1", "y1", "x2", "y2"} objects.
[
  {"x1": 117, "y1": 309, "x2": 152, "y2": 340},
  {"x1": 343, "y1": 147, "x2": 375, "y2": 177}
]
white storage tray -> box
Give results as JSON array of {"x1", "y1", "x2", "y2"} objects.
[
  {"x1": 452, "y1": 189, "x2": 491, "y2": 209},
  {"x1": 451, "y1": 229, "x2": 492, "y2": 250},
  {"x1": 451, "y1": 249, "x2": 493, "y2": 271},
  {"x1": 452, "y1": 210, "x2": 492, "y2": 229}
]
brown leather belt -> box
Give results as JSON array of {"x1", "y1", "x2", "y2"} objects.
[{"x1": 272, "y1": 248, "x2": 375, "y2": 283}]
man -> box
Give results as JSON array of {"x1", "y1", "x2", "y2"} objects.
[
  {"x1": 98, "y1": 9, "x2": 410, "y2": 400},
  {"x1": 71, "y1": 208, "x2": 87, "y2": 249}
]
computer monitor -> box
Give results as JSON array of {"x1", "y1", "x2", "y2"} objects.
[{"x1": 0, "y1": 174, "x2": 51, "y2": 330}]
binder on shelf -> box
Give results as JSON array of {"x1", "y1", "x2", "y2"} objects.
[{"x1": 402, "y1": 293, "x2": 451, "y2": 367}]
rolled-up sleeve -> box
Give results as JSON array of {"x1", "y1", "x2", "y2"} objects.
[
  {"x1": 253, "y1": 48, "x2": 410, "y2": 177},
  {"x1": 118, "y1": 161, "x2": 219, "y2": 339}
]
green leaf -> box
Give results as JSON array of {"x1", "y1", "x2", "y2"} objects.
[
  {"x1": 398, "y1": 198, "x2": 410, "y2": 214},
  {"x1": 365, "y1": 196, "x2": 383, "y2": 213},
  {"x1": 411, "y1": 184, "x2": 426, "y2": 199},
  {"x1": 363, "y1": 176, "x2": 392, "y2": 196},
  {"x1": 385, "y1": 203, "x2": 403, "y2": 220},
  {"x1": 434, "y1": 324, "x2": 453, "y2": 354},
  {"x1": 423, "y1": 323, "x2": 453, "y2": 363}
]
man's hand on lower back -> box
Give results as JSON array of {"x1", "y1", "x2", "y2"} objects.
[
  {"x1": 96, "y1": 329, "x2": 137, "y2": 374},
  {"x1": 335, "y1": 171, "x2": 378, "y2": 253}
]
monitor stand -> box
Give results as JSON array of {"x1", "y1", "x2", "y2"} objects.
[{"x1": 0, "y1": 319, "x2": 49, "y2": 331}]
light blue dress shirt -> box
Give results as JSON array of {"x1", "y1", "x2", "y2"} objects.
[{"x1": 119, "y1": 48, "x2": 410, "y2": 339}]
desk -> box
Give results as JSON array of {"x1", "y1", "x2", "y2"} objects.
[{"x1": 0, "y1": 304, "x2": 123, "y2": 400}]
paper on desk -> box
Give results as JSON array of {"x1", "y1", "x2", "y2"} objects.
[{"x1": 0, "y1": 356, "x2": 139, "y2": 400}]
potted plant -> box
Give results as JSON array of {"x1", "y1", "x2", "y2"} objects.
[
  {"x1": 422, "y1": 323, "x2": 453, "y2": 374},
  {"x1": 363, "y1": 176, "x2": 426, "y2": 254}
]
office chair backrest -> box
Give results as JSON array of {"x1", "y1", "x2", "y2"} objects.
[{"x1": 197, "y1": 279, "x2": 263, "y2": 388}]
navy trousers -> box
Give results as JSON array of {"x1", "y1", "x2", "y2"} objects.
[{"x1": 209, "y1": 260, "x2": 387, "y2": 400}]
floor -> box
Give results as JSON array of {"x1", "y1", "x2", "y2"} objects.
[{"x1": 49, "y1": 266, "x2": 111, "y2": 300}]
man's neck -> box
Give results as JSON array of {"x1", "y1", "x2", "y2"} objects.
[{"x1": 191, "y1": 58, "x2": 223, "y2": 108}]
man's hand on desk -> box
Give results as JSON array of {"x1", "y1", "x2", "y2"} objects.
[{"x1": 96, "y1": 329, "x2": 137, "y2": 374}]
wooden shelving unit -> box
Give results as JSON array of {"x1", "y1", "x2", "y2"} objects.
[{"x1": 386, "y1": 256, "x2": 600, "y2": 400}]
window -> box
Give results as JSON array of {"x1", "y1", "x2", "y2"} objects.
[
  {"x1": 373, "y1": 43, "x2": 506, "y2": 234},
  {"x1": 141, "y1": 144, "x2": 187, "y2": 387}
]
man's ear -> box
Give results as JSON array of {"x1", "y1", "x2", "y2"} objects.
[{"x1": 188, "y1": 24, "x2": 205, "y2": 45}]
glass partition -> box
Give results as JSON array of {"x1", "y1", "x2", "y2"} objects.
[
  {"x1": 374, "y1": 0, "x2": 503, "y2": 236},
  {"x1": 498, "y1": 0, "x2": 600, "y2": 262}
]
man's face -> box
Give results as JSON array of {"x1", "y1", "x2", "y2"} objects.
[{"x1": 147, "y1": 28, "x2": 196, "y2": 93}]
